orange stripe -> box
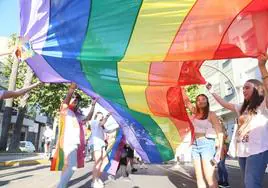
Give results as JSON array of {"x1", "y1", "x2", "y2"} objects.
[
  {"x1": 165, "y1": 0, "x2": 252, "y2": 61},
  {"x1": 146, "y1": 61, "x2": 183, "y2": 116}
]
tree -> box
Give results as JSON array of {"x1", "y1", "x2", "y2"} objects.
[
  {"x1": 0, "y1": 34, "x2": 19, "y2": 151},
  {"x1": 1, "y1": 59, "x2": 91, "y2": 118},
  {"x1": 8, "y1": 65, "x2": 34, "y2": 151},
  {"x1": 185, "y1": 84, "x2": 200, "y2": 115},
  {"x1": 185, "y1": 85, "x2": 199, "y2": 104},
  {"x1": 0, "y1": 34, "x2": 91, "y2": 151},
  {"x1": 29, "y1": 83, "x2": 91, "y2": 117}
]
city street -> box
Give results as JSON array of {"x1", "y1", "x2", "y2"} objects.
[{"x1": 1, "y1": 160, "x2": 268, "y2": 188}]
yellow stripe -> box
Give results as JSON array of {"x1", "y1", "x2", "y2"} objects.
[
  {"x1": 119, "y1": 0, "x2": 195, "y2": 112},
  {"x1": 56, "y1": 113, "x2": 65, "y2": 170},
  {"x1": 118, "y1": 62, "x2": 182, "y2": 153},
  {"x1": 151, "y1": 116, "x2": 181, "y2": 153},
  {"x1": 121, "y1": 0, "x2": 196, "y2": 62},
  {"x1": 118, "y1": 1, "x2": 195, "y2": 151},
  {"x1": 118, "y1": 61, "x2": 152, "y2": 114}
]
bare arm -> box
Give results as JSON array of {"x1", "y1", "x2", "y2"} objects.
[
  {"x1": 85, "y1": 98, "x2": 98, "y2": 122},
  {"x1": 0, "y1": 82, "x2": 40, "y2": 100},
  {"x1": 61, "y1": 83, "x2": 76, "y2": 109},
  {"x1": 181, "y1": 87, "x2": 196, "y2": 114},
  {"x1": 210, "y1": 112, "x2": 224, "y2": 153},
  {"x1": 206, "y1": 83, "x2": 236, "y2": 112},
  {"x1": 258, "y1": 54, "x2": 268, "y2": 107},
  {"x1": 100, "y1": 113, "x2": 112, "y2": 127}
]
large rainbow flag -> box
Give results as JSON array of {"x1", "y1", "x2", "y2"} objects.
[{"x1": 20, "y1": 0, "x2": 268, "y2": 163}]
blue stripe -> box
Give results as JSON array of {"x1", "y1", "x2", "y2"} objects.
[
  {"x1": 104, "y1": 129, "x2": 124, "y2": 172},
  {"x1": 42, "y1": 0, "x2": 92, "y2": 88},
  {"x1": 110, "y1": 103, "x2": 162, "y2": 163}
]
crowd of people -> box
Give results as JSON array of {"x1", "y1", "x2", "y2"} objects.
[
  {"x1": 181, "y1": 54, "x2": 268, "y2": 188},
  {"x1": 1, "y1": 54, "x2": 268, "y2": 188}
]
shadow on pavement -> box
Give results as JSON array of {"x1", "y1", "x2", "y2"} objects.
[
  {"x1": 68, "y1": 172, "x2": 92, "y2": 187},
  {"x1": 0, "y1": 165, "x2": 50, "y2": 178},
  {"x1": 0, "y1": 175, "x2": 33, "y2": 186},
  {"x1": 167, "y1": 169, "x2": 197, "y2": 188},
  {"x1": 78, "y1": 178, "x2": 93, "y2": 188}
]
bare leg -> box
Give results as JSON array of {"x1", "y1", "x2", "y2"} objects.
[
  {"x1": 93, "y1": 150, "x2": 102, "y2": 182},
  {"x1": 202, "y1": 160, "x2": 218, "y2": 188},
  {"x1": 193, "y1": 159, "x2": 206, "y2": 188}
]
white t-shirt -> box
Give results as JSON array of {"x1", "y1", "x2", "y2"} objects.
[
  {"x1": 235, "y1": 99, "x2": 268, "y2": 157},
  {"x1": 44, "y1": 128, "x2": 53, "y2": 142},
  {"x1": 63, "y1": 109, "x2": 81, "y2": 155},
  {"x1": 89, "y1": 119, "x2": 105, "y2": 146},
  {"x1": 0, "y1": 90, "x2": 4, "y2": 99}
]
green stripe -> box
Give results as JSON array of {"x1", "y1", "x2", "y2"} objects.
[
  {"x1": 79, "y1": 0, "x2": 142, "y2": 61},
  {"x1": 127, "y1": 108, "x2": 174, "y2": 161},
  {"x1": 58, "y1": 148, "x2": 64, "y2": 170},
  {"x1": 81, "y1": 61, "x2": 127, "y2": 106},
  {"x1": 80, "y1": 0, "x2": 142, "y2": 105}
]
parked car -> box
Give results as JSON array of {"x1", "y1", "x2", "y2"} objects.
[{"x1": 19, "y1": 141, "x2": 36, "y2": 153}]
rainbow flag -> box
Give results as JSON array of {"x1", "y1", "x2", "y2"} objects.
[
  {"x1": 51, "y1": 109, "x2": 83, "y2": 171},
  {"x1": 20, "y1": 0, "x2": 268, "y2": 163},
  {"x1": 51, "y1": 111, "x2": 66, "y2": 171},
  {"x1": 103, "y1": 129, "x2": 126, "y2": 175}
]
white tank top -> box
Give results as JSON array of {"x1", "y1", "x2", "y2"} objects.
[{"x1": 191, "y1": 117, "x2": 213, "y2": 134}]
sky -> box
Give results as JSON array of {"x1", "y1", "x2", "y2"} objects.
[{"x1": 0, "y1": 0, "x2": 19, "y2": 37}]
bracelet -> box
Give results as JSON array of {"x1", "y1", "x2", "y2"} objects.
[{"x1": 262, "y1": 75, "x2": 268, "y2": 80}]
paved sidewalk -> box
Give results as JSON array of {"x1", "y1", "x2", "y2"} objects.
[
  {"x1": 0, "y1": 153, "x2": 50, "y2": 167},
  {"x1": 1, "y1": 161, "x2": 268, "y2": 188}
]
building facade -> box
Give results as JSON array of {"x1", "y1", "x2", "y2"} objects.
[{"x1": 200, "y1": 58, "x2": 261, "y2": 139}]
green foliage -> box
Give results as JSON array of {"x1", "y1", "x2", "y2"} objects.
[
  {"x1": 1, "y1": 34, "x2": 91, "y2": 118},
  {"x1": 185, "y1": 85, "x2": 199, "y2": 104},
  {"x1": 29, "y1": 83, "x2": 91, "y2": 117}
]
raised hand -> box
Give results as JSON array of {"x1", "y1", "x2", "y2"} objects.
[
  {"x1": 69, "y1": 82, "x2": 77, "y2": 90},
  {"x1": 206, "y1": 82, "x2": 212, "y2": 91},
  {"x1": 91, "y1": 97, "x2": 98, "y2": 105},
  {"x1": 258, "y1": 53, "x2": 268, "y2": 67}
]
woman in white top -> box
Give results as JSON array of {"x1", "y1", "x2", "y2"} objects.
[
  {"x1": 89, "y1": 110, "x2": 111, "y2": 188},
  {"x1": 182, "y1": 89, "x2": 223, "y2": 188},
  {"x1": 206, "y1": 54, "x2": 268, "y2": 188}
]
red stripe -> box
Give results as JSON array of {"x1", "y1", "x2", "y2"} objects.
[
  {"x1": 214, "y1": 0, "x2": 268, "y2": 58},
  {"x1": 164, "y1": 0, "x2": 253, "y2": 61}
]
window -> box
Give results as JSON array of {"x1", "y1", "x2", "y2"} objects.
[
  {"x1": 20, "y1": 142, "x2": 26, "y2": 147},
  {"x1": 224, "y1": 81, "x2": 233, "y2": 96}
]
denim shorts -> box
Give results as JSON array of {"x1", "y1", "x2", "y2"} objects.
[
  {"x1": 90, "y1": 140, "x2": 105, "y2": 152},
  {"x1": 191, "y1": 137, "x2": 216, "y2": 161}
]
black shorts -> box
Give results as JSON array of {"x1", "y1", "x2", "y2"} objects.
[{"x1": 127, "y1": 148, "x2": 134, "y2": 158}]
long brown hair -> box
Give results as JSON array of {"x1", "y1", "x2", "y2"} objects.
[
  {"x1": 195, "y1": 94, "x2": 210, "y2": 120},
  {"x1": 240, "y1": 79, "x2": 264, "y2": 115}
]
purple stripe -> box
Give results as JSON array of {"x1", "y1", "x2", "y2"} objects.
[
  {"x1": 20, "y1": 0, "x2": 50, "y2": 53},
  {"x1": 79, "y1": 86, "x2": 150, "y2": 163},
  {"x1": 26, "y1": 54, "x2": 68, "y2": 83}
]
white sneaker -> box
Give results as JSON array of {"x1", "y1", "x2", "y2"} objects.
[
  {"x1": 97, "y1": 179, "x2": 104, "y2": 186},
  {"x1": 108, "y1": 175, "x2": 115, "y2": 182},
  {"x1": 91, "y1": 180, "x2": 104, "y2": 188},
  {"x1": 140, "y1": 164, "x2": 147, "y2": 169}
]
